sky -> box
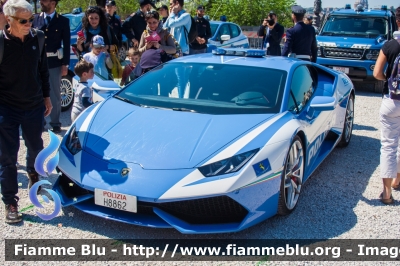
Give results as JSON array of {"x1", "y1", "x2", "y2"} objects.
[{"x1": 295, "y1": 0, "x2": 399, "y2": 8}]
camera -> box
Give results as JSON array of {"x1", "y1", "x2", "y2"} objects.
[{"x1": 266, "y1": 19, "x2": 275, "y2": 26}]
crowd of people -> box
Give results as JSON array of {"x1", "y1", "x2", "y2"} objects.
[{"x1": 1, "y1": 0, "x2": 400, "y2": 224}]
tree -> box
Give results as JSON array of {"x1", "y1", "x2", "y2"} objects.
[{"x1": 206, "y1": 0, "x2": 295, "y2": 28}]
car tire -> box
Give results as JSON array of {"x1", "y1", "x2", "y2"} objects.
[
  {"x1": 118, "y1": 43, "x2": 127, "y2": 62},
  {"x1": 277, "y1": 135, "x2": 305, "y2": 215},
  {"x1": 61, "y1": 75, "x2": 74, "y2": 112},
  {"x1": 338, "y1": 94, "x2": 354, "y2": 147}
]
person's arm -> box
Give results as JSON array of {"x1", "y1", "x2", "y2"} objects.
[
  {"x1": 38, "y1": 34, "x2": 53, "y2": 116},
  {"x1": 257, "y1": 25, "x2": 266, "y2": 37},
  {"x1": 160, "y1": 33, "x2": 177, "y2": 54},
  {"x1": 122, "y1": 16, "x2": 138, "y2": 46},
  {"x1": 310, "y1": 28, "x2": 318, "y2": 63},
  {"x1": 82, "y1": 97, "x2": 92, "y2": 107},
  {"x1": 374, "y1": 50, "x2": 388, "y2": 81},
  {"x1": 138, "y1": 32, "x2": 147, "y2": 53},
  {"x1": 205, "y1": 20, "x2": 212, "y2": 41},
  {"x1": 281, "y1": 28, "x2": 293, "y2": 57},
  {"x1": 164, "y1": 12, "x2": 191, "y2": 30},
  {"x1": 104, "y1": 52, "x2": 113, "y2": 69},
  {"x1": 81, "y1": 86, "x2": 93, "y2": 107},
  {"x1": 61, "y1": 17, "x2": 71, "y2": 76}
]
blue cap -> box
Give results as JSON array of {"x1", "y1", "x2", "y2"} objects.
[{"x1": 291, "y1": 5, "x2": 306, "y2": 15}]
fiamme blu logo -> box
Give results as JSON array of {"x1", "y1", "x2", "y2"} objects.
[{"x1": 30, "y1": 130, "x2": 62, "y2": 220}]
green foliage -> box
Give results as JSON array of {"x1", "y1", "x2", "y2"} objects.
[
  {"x1": 52, "y1": 0, "x2": 294, "y2": 27},
  {"x1": 55, "y1": 0, "x2": 140, "y2": 19},
  {"x1": 203, "y1": 0, "x2": 295, "y2": 28}
]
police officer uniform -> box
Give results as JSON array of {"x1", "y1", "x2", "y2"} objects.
[
  {"x1": 32, "y1": 11, "x2": 70, "y2": 132},
  {"x1": 121, "y1": 0, "x2": 156, "y2": 46},
  {"x1": 282, "y1": 5, "x2": 317, "y2": 62},
  {"x1": 105, "y1": 0, "x2": 122, "y2": 48},
  {"x1": 189, "y1": 5, "x2": 212, "y2": 54}
]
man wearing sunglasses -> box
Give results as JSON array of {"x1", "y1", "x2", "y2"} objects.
[
  {"x1": 32, "y1": 0, "x2": 70, "y2": 134},
  {"x1": 122, "y1": 0, "x2": 156, "y2": 48},
  {"x1": 0, "y1": 0, "x2": 52, "y2": 223}
]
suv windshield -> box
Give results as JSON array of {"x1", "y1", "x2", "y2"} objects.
[
  {"x1": 64, "y1": 13, "x2": 83, "y2": 32},
  {"x1": 116, "y1": 62, "x2": 287, "y2": 114},
  {"x1": 320, "y1": 16, "x2": 387, "y2": 38}
]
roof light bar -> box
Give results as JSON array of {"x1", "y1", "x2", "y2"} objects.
[{"x1": 212, "y1": 48, "x2": 266, "y2": 57}]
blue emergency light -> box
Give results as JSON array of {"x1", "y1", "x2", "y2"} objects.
[{"x1": 212, "y1": 48, "x2": 266, "y2": 57}]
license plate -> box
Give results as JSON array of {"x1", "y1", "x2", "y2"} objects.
[
  {"x1": 94, "y1": 188, "x2": 137, "y2": 213},
  {"x1": 333, "y1": 67, "x2": 349, "y2": 74}
]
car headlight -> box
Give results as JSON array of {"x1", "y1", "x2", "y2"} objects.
[
  {"x1": 66, "y1": 126, "x2": 82, "y2": 155},
  {"x1": 365, "y1": 49, "x2": 379, "y2": 60},
  {"x1": 198, "y1": 148, "x2": 259, "y2": 177}
]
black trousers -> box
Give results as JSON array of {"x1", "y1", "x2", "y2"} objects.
[{"x1": 0, "y1": 104, "x2": 44, "y2": 204}]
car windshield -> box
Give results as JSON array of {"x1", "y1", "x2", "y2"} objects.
[
  {"x1": 64, "y1": 14, "x2": 83, "y2": 32},
  {"x1": 115, "y1": 62, "x2": 287, "y2": 114},
  {"x1": 210, "y1": 23, "x2": 219, "y2": 36},
  {"x1": 320, "y1": 16, "x2": 388, "y2": 38}
]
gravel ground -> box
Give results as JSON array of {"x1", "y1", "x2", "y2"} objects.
[{"x1": 1, "y1": 87, "x2": 399, "y2": 265}]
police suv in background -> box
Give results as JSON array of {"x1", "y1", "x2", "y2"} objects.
[{"x1": 317, "y1": 4, "x2": 397, "y2": 92}]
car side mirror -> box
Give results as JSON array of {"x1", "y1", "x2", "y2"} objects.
[
  {"x1": 220, "y1": 34, "x2": 231, "y2": 43},
  {"x1": 308, "y1": 96, "x2": 335, "y2": 112}
]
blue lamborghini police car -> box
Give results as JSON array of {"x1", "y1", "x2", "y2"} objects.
[{"x1": 54, "y1": 48, "x2": 355, "y2": 234}]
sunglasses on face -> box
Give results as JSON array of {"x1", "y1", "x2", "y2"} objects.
[
  {"x1": 0, "y1": 7, "x2": 3, "y2": 14},
  {"x1": 10, "y1": 15, "x2": 35, "y2": 24}
]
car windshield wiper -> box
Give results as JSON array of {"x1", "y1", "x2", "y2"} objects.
[
  {"x1": 114, "y1": 95, "x2": 142, "y2": 106},
  {"x1": 172, "y1": 107, "x2": 197, "y2": 113},
  {"x1": 321, "y1": 31, "x2": 336, "y2": 36}
]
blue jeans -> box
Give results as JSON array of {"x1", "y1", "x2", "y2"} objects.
[{"x1": 0, "y1": 104, "x2": 44, "y2": 204}]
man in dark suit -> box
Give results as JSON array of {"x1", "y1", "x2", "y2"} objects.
[
  {"x1": 32, "y1": 0, "x2": 70, "y2": 133},
  {"x1": 282, "y1": 5, "x2": 317, "y2": 62},
  {"x1": 257, "y1": 11, "x2": 284, "y2": 56}
]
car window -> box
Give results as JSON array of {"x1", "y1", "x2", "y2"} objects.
[
  {"x1": 64, "y1": 14, "x2": 83, "y2": 32},
  {"x1": 117, "y1": 63, "x2": 287, "y2": 114},
  {"x1": 229, "y1": 24, "x2": 240, "y2": 38},
  {"x1": 288, "y1": 66, "x2": 315, "y2": 113},
  {"x1": 210, "y1": 23, "x2": 219, "y2": 37},
  {"x1": 216, "y1": 24, "x2": 231, "y2": 41}
]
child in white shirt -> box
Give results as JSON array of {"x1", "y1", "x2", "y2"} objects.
[{"x1": 83, "y1": 35, "x2": 113, "y2": 79}]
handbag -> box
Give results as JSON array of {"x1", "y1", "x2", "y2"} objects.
[{"x1": 109, "y1": 45, "x2": 123, "y2": 79}]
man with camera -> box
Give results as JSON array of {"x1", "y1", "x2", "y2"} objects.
[{"x1": 257, "y1": 11, "x2": 284, "y2": 56}]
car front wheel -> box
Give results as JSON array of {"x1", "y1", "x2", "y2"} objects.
[
  {"x1": 278, "y1": 135, "x2": 304, "y2": 215},
  {"x1": 61, "y1": 75, "x2": 74, "y2": 112}
]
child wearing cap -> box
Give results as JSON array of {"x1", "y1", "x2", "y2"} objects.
[
  {"x1": 83, "y1": 35, "x2": 113, "y2": 79},
  {"x1": 120, "y1": 48, "x2": 140, "y2": 86},
  {"x1": 71, "y1": 60, "x2": 94, "y2": 122}
]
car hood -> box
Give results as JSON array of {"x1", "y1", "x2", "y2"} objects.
[
  {"x1": 81, "y1": 98, "x2": 276, "y2": 170},
  {"x1": 317, "y1": 35, "x2": 385, "y2": 49}
]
